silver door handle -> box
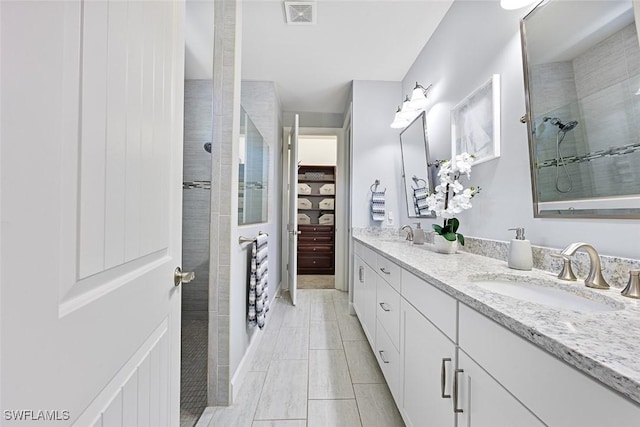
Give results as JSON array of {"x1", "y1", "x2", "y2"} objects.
[
  {"x1": 378, "y1": 350, "x2": 390, "y2": 364},
  {"x1": 380, "y1": 267, "x2": 391, "y2": 275},
  {"x1": 379, "y1": 302, "x2": 391, "y2": 312},
  {"x1": 287, "y1": 230, "x2": 301, "y2": 235},
  {"x1": 174, "y1": 267, "x2": 195, "y2": 286},
  {"x1": 453, "y1": 369, "x2": 464, "y2": 413},
  {"x1": 441, "y1": 358, "x2": 451, "y2": 399},
  {"x1": 358, "y1": 266, "x2": 364, "y2": 282}
]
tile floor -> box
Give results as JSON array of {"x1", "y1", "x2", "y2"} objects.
[
  {"x1": 181, "y1": 319, "x2": 208, "y2": 427},
  {"x1": 202, "y1": 288, "x2": 405, "y2": 427}
]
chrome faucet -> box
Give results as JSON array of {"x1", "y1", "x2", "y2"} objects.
[
  {"x1": 560, "y1": 242, "x2": 610, "y2": 289},
  {"x1": 400, "y1": 225, "x2": 414, "y2": 241}
]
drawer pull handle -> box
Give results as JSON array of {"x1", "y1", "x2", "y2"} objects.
[
  {"x1": 379, "y1": 302, "x2": 391, "y2": 312},
  {"x1": 380, "y1": 267, "x2": 391, "y2": 275},
  {"x1": 441, "y1": 358, "x2": 451, "y2": 399},
  {"x1": 453, "y1": 369, "x2": 464, "y2": 413},
  {"x1": 313, "y1": 248, "x2": 316, "y2": 251},
  {"x1": 359, "y1": 266, "x2": 364, "y2": 282},
  {"x1": 378, "y1": 350, "x2": 390, "y2": 364}
]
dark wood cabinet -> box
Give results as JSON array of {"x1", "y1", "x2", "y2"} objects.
[{"x1": 297, "y1": 166, "x2": 335, "y2": 275}]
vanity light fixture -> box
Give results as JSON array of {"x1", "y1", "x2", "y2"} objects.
[
  {"x1": 500, "y1": 0, "x2": 537, "y2": 10},
  {"x1": 390, "y1": 82, "x2": 432, "y2": 129},
  {"x1": 390, "y1": 106, "x2": 410, "y2": 129}
]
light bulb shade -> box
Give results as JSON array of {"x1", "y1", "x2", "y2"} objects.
[
  {"x1": 408, "y1": 87, "x2": 428, "y2": 110},
  {"x1": 500, "y1": 0, "x2": 537, "y2": 10},
  {"x1": 398, "y1": 97, "x2": 417, "y2": 120},
  {"x1": 390, "y1": 113, "x2": 409, "y2": 129}
]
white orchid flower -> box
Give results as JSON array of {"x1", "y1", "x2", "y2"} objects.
[{"x1": 451, "y1": 180, "x2": 463, "y2": 194}]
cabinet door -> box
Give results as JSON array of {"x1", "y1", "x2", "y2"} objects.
[
  {"x1": 456, "y1": 351, "x2": 544, "y2": 427},
  {"x1": 363, "y1": 262, "x2": 377, "y2": 345},
  {"x1": 402, "y1": 300, "x2": 456, "y2": 427},
  {"x1": 353, "y1": 255, "x2": 366, "y2": 320}
]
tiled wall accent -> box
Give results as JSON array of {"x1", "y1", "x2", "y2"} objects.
[
  {"x1": 183, "y1": 80, "x2": 213, "y2": 320},
  {"x1": 353, "y1": 227, "x2": 640, "y2": 290},
  {"x1": 209, "y1": 0, "x2": 239, "y2": 407}
]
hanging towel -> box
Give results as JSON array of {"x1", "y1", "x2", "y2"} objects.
[
  {"x1": 248, "y1": 233, "x2": 269, "y2": 329},
  {"x1": 371, "y1": 190, "x2": 386, "y2": 222}
]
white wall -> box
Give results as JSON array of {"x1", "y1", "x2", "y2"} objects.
[
  {"x1": 299, "y1": 135, "x2": 337, "y2": 166},
  {"x1": 230, "y1": 81, "x2": 283, "y2": 381},
  {"x1": 351, "y1": 80, "x2": 404, "y2": 229},
  {"x1": 399, "y1": 0, "x2": 640, "y2": 259}
]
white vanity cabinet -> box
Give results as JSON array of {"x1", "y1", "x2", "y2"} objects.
[
  {"x1": 401, "y1": 299, "x2": 457, "y2": 427},
  {"x1": 353, "y1": 242, "x2": 378, "y2": 345},
  {"x1": 458, "y1": 304, "x2": 640, "y2": 426},
  {"x1": 456, "y1": 350, "x2": 545, "y2": 427},
  {"x1": 351, "y1": 238, "x2": 640, "y2": 427}
]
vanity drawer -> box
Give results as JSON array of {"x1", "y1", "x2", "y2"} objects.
[
  {"x1": 376, "y1": 254, "x2": 401, "y2": 292},
  {"x1": 376, "y1": 275, "x2": 400, "y2": 351},
  {"x1": 401, "y1": 270, "x2": 457, "y2": 342},
  {"x1": 375, "y1": 319, "x2": 401, "y2": 405},
  {"x1": 363, "y1": 245, "x2": 378, "y2": 268},
  {"x1": 299, "y1": 224, "x2": 333, "y2": 234}
]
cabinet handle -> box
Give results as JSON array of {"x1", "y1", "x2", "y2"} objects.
[
  {"x1": 379, "y1": 267, "x2": 391, "y2": 275},
  {"x1": 359, "y1": 266, "x2": 364, "y2": 282},
  {"x1": 379, "y1": 302, "x2": 391, "y2": 312},
  {"x1": 378, "y1": 350, "x2": 390, "y2": 364},
  {"x1": 441, "y1": 358, "x2": 451, "y2": 399},
  {"x1": 453, "y1": 369, "x2": 464, "y2": 413}
]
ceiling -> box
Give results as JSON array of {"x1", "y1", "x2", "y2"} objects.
[{"x1": 186, "y1": 0, "x2": 454, "y2": 114}]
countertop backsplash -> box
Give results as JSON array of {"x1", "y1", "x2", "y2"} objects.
[{"x1": 355, "y1": 227, "x2": 640, "y2": 289}]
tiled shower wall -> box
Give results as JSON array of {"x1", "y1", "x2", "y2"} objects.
[
  {"x1": 530, "y1": 23, "x2": 640, "y2": 202},
  {"x1": 182, "y1": 80, "x2": 213, "y2": 320}
]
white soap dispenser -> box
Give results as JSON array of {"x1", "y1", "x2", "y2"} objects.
[
  {"x1": 508, "y1": 227, "x2": 533, "y2": 271},
  {"x1": 413, "y1": 222, "x2": 425, "y2": 245}
]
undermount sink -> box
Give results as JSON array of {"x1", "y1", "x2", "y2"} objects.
[{"x1": 469, "y1": 274, "x2": 623, "y2": 313}]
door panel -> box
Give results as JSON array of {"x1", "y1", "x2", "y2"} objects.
[
  {"x1": 287, "y1": 114, "x2": 299, "y2": 305},
  {"x1": 1, "y1": 1, "x2": 184, "y2": 425}
]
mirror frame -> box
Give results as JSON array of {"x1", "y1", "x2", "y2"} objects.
[
  {"x1": 520, "y1": 0, "x2": 640, "y2": 219},
  {"x1": 399, "y1": 111, "x2": 436, "y2": 219}
]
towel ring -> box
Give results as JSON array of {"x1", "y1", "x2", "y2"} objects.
[{"x1": 370, "y1": 180, "x2": 386, "y2": 193}]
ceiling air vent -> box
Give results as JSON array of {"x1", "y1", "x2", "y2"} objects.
[{"x1": 284, "y1": 1, "x2": 316, "y2": 25}]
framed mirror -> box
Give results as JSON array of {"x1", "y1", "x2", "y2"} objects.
[
  {"x1": 238, "y1": 107, "x2": 269, "y2": 225},
  {"x1": 521, "y1": 0, "x2": 640, "y2": 218},
  {"x1": 400, "y1": 111, "x2": 435, "y2": 218}
]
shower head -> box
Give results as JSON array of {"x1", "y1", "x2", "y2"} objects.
[{"x1": 543, "y1": 117, "x2": 579, "y2": 132}]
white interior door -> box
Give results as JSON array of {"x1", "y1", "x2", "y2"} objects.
[
  {"x1": 1, "y1": 1, "x2": 184, "y2": 426},
  {"x1": 287, "y1": 115, "x2": 300, "y2": 306}
]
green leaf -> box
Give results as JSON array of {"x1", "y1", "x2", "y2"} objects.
[
  {"x1": 449, "y1": 218, "x2": 460, "y2": 233},
  {"x1": 443, "y1": 232, "x2": 457, "y2": 242},
  {"x1": 457, "y1": 233, "x2": 465, "y2": 246},
  {"x1": 432, "y1": 224, "x2": 443, "y2": 234}
]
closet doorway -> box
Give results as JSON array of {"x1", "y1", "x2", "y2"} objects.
[{"x1": 297, "y1": 135, "x2": 338, "y2": 290}]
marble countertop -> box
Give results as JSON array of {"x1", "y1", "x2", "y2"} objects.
[{"x1": 353, "y1": 232, "x2": 640, "y2": 405}]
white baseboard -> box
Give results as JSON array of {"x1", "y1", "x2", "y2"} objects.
[
  {"x1": 348, "y1": 301, "x2": 356, "y2": 315},
  {"x1": 230, "y1": 281, "x2": 282, "y2": 403}
]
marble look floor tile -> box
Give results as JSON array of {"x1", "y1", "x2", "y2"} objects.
[
  {"x1": 309, "y1": 321, "x2": 343, "y2": 350},
  {"x1": 307, "y1": 400, "x2": 362, "y2": 427},
  {"x1": 353, "y1": 383, "x2": 404, "y2": 427},
  {"x1": 252, "y1": 420, "x2": 306, "y2": 427},
  {"x1": 281, "y1": 301, "x2": 311, "y2": 326},
  {"x1": 308, "y1": 350, "x2": 354, "y2": 399},
  {"x1": 254, "y1": 360, "x2": 308, "y2": 420},
  {"x1": 343, "y1": 341, "x2": 384, "y2": 384},
  {"x1": 272, "y1": 327, "x2": 309, "y2": 360},
  {"x1": 336, "y1": 313, "x2": 366, "y2": 342},
  {"x1": 310, "y1": 300, "x2": 337, "y2": 321},
  {"x1": 207, "y1": 372, "x2": 266, "y2": 427}
]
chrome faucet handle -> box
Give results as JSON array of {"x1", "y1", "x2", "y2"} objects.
[
  {"x1": 560, "y1": 242, "x2": 610, "y2": 289},
  {"x1": 621, "y1": 270, "x2": 640, "y2": 299},
  {"x1": 551, "y1": 253, "x2": 577, "y2": 281},
  {"x1": 400, "y1": 225, "x2": 414, "y2": 241}
]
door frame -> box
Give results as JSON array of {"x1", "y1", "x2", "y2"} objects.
[{"x1": 281, "y1": 125, "x2": 347, "y2": 291}]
